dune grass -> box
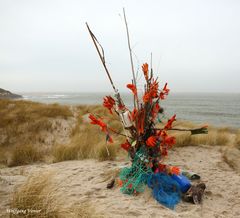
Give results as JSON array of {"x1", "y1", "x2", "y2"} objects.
[
  {"x1": 10, "y1": 171, "x2": 60, "y2": 218},
  {"x1": 52, "y1": 105, "x2": 123, "y2": 162},
  {"x1": 0, "y1": 99, "x2": 74, "y2": 166},
  {"x1": 1, "y1": 100, "x2": 239, "y2": 166},
  {"x1": 8, "y1": 144, "x2": 43, "y2": 167},
  {"x1": 235, "y1": 130, "x2": 240, "y2": 150},
  {"x1": 10, "y1": 171, "x2": 103, "y2": 218},
  {"x1": 0, "y1": 99, "x2": 73, "y2": 147}
]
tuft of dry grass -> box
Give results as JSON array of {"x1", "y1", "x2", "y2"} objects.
[
  {"x1": 0, "y1": 99, "x2": 74, "y2": 166},
  {"x1": 235, "y1": 130, "x2": 240, "y2": 150},
  {"x1": 0, "y1": 147, "x2": 8, "y2": 167},
  {"x1": 96, "y1": 143, "x2": 117, "y2": 161},
  {"x1": 52, "y1": 105, "x2": 123, "y2": 163},
  {"x1": 10, "y1": 171, "x2": 103, "y2": 218},
  {"x1": 10, "y1": 171, "x2": 60, "y2": 218},
  {"x1": 52, "y1": 129, "x2": 120, "y2": 163},
  {"x1": 8, "y1": 144, "x2": 43, "y2": 167},
  {"x1": 0, "y1": 99, "x2": 73, "y2": 147},
  {"x1": 0, "y1": 100, "x2": 72, "y2": 128}
]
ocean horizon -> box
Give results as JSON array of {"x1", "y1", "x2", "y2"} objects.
[{"x1": 19, "y1": 92, "x2": 240, "y2": 128}]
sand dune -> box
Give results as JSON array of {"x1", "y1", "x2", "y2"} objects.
[{"x1": 1, "y1": 145, "x2": 239, "y2": 218}]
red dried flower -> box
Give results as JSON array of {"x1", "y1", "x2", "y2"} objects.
[
  {"x1": 137, "y1": 110, "x2": 145, "y2": 134},
  {"x1": 142, "y1": 63, "x2": 149, "y2": 81},
  {"x1": 159, "y1": 92, "x2": 165, "y2": 100},
  {"x1": 146, "y1": 136, "x2": 157, "y2": 147},
  {"x1": 143, "y1": 91, "x2": 151, "y2": 103},
  {"x1": 131, "y1": 108, "x2": 138, "y2": 121},
  {"x1": 121, "y1": 140, "x2": 131, "y2": 151},
  {"x1": 163, "y1": 83, "x2": 170, "y2": 94},
  {"x1": 158, "y1": 164, "x2": 167, "y2": 172},
  {"x1": 150, "y1": 79, "x2": 159, "y2": 98},
  {"x1": 151, "y1": 103, "x2": 160, "y2": 121},
  {"x1": 159, "y1": 83, "x2": 170, "y2": 100},
  {"x1": 126, "y1": 84, "x2": 137, "y2": 96},
  {"x1": 171, "y1": 166, "x2": 180, "y2": 175},
  {"x1": 164, "y1": 114, "x2": 176, "y2": 129},
  {"x1": 164, "y1": 136, "x2": 176, "y2": 147},
  {"x1": 88, "y1": 114, "x2": 107, "y2": 132},
  {"x1": 143, "y1": 79, "x2": 159, "y2": 103},
  {"x1": 103, "y1": 96, "x2": 115, "y2": 114}
]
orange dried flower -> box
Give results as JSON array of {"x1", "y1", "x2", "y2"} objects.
[
  {"x1": 164, "y1": 114, "x2": 176, "y2": 130},
  {"x1": 150, "y1": 79, "x2": 159, "y2": 98},
  {"x1": 163, "y1": 83, "x2": 170, "y2": 94},
  {"x1": 143, "y1": 79, "x2": 159, "y2": 103},
  {"x1": 146, "y1": 136, "x2": 157, "y2": 147},
  {"x1": 118, "y1": 179, "x2": 123, "y2": 187},
  {"x1": 143, "y1": 91, "x2": 151, "y2": 103},
  {"x1": 142, "y1": 63, "x2": 149, "y2": 81},
  {"x1": 160, "y1": 83, "x2": 170, "y2": 100},
  {"x1": 171, "y1": 166, "x2": 180, "y2": 175},
  {"x1": 151, "y1": 103, "x2": 160, "y2": 121},
  {"x1": 121, "y1": 140, "x2": 131, "y2": 151},
  {"x1": 89, "y1": 114, "x2": 107, "y2": 132},
  {"x1": 131, "y1": 108, "x2": 138, "y2": 121},
  {"x1": 103, "y1": 96, "x2": 115, "y2": 114},
  {"x1": 126, "y1": 84, "x2": 137, "y2": 96},
  {"x1": 164, "y1": 136, "x2": 176, "y2": 147}
]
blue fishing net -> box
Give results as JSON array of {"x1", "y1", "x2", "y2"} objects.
[
  {"x1": 119, "y1": 147, "x2": 153, "y2": 194},
  {"x1": 147, "y1": 173, "x2": 181, "y2": 209}
]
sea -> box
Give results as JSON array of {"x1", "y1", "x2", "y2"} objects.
[{"x1": 20, "y1": 92, "x2": 240, "y2": 128}]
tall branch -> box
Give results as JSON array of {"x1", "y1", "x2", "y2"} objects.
[
  {"x1": 123, "y1": 8, "x2": 136, "y2": 88},
  {"x1": 86, "y1": 22, "x2": 117, "y2": 92},
  {"x1": 123, "y1": 8, "x2": 139, "y2": 111}
]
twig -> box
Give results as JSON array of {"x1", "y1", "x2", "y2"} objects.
[
  {"x1": 150, "y1": 52, "x2": 153, "y2": 79},
  {"x1": 86, "y1": 22, "x2": 117, "y2": 92},
  {"x1": 108, "y1": 127, "x2": 134, "y2": 139},
  {"x1": 123, "y1": 8, "x2": 140, "y2": 110},
  {"x1": 154, "y1": 127, "x2": 208, "y2": 135},
  {"x1": 123, "y1": 8, "x2": 136, "y2": 90}
]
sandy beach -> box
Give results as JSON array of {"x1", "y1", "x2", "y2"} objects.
[{"x1": 1, "y1": 145, "x2": 240, "y2": 218}]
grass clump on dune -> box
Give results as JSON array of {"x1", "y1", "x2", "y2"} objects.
[
  {"x1": 0, "y1": 99, "x2": 73, "y2": 147},
  {"x1": 8, "y1": 144, "x2": 43, "y2": 167},
  {"x1": 10, "y1": 171, "x2": 103, "y2": 218},
  {"x1": 52, "y1": 105, "x2": 123, "y2": 162},
  {"x1": 174, "y1": 130, "x2": 231, "y2": 147},
  {"x1": 0, "y1": 99, "x2": 72, "y2": 128},
  {"x1": 0, "y1": 99, "x2": 74, "y2": 166},
  {"x1": 235, "y1": 130, "x2": 240, "y2": 150},
  {"x1": 52, "y1": 123, "x2": 121, "y2": 162},
  {"x1": 10, "y1": 171, "x2": 60, "y2": 218}
]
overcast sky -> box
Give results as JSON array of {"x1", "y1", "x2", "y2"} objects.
[{"x1": 1, "y1": 0, "x2": 240, "y2": 93}]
